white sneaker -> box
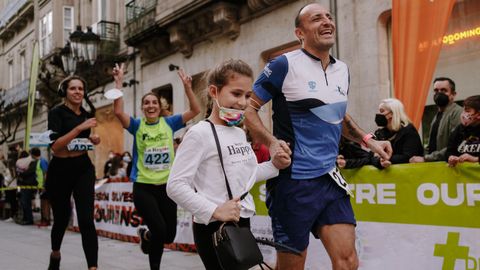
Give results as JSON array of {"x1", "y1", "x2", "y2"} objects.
[{"x1": 5, "y1": 217, "x2": 14, "y2": 222}]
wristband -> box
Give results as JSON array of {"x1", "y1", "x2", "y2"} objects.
[{"x1": 361, "y1": 133, "x2": 374, "y2": 147}]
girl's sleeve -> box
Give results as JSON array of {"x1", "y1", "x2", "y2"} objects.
[
  {"x1": 255, "y1": 160, "x2": 279, "y2": 183},
  {"x1": 166, "y1": 129, "x2": 218, "y2": 225}
]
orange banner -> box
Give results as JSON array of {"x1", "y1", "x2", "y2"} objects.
[{"x1": 392, "y1": 0, "x2": 456, "y2": 128}]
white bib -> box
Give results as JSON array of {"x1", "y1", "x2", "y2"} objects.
[
  {"x1": 328, "y1": 166, "x2": 354, "y2": 197},
  {"x1": 143, "y1": 146, "x2": 171, "y2": 171},
  {"x1": 67, "y1": 138, "x2": 94, "y2": 151}
]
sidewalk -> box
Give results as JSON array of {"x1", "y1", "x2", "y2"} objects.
[{"x1": 0, "y1": 220, "x2": 203, "y2": 270}]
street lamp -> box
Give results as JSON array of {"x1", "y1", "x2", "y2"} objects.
[
  {"x1": 60, "y1": 42, "x2": 76, "y2": 75},
  {"x1": 61, "y1": 25, "x2": 100, "y2": 74}
]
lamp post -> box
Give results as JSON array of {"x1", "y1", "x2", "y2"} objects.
[{"x1": 61, "y1": 25, "x2": 100, "y2": 75}]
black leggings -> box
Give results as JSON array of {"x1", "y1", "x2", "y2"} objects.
[
  {"x1": 46, "y1": 154, "x2": 98, "y2": 268},
  {"x1": 193, "y1": 218, "x2": 251, "y2": 270},
  {"x1": 133, "y1": 182, "x2": 177, "y2": 270}
]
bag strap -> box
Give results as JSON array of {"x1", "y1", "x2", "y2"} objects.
[{"x1": 206, "y1": 119, "x2": 233, "y2": 200}]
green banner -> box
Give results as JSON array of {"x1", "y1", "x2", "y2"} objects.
[
  {"x1": 251, "y1": 162, "x2": 480, "y2": 228},
  {"x1": 24, "y1": 41, "x2": 40, "y2": 151}
]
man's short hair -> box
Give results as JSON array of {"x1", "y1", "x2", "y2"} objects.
[
  {"x1": 463, "y1": 95, "x2": 480, "y2": 112},
  {"x1": 30, "y1": 147, "x2": 41, "y2": 157},
  {"x1": 295, "y1": 4, "x2": 312, "y2": 27},
  {"x1": 433, "y1": 77, "x2": 456, "y2": 93}
]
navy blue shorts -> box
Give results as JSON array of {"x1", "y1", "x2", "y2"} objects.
[{"x1": 266, "y1": 173, "x2": 356, "y2": 252}]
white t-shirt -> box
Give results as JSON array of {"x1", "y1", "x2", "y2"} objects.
[{"x1": 167, "y1": 120, "x2": 279, "y2": 225}]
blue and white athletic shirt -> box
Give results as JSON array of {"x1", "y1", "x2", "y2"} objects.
[{"x1": 253, "y1": 49, "x2": 349, "y2": 180}]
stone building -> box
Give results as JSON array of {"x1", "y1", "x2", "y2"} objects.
[{"x1": 1, "y1": 0, "x2": 478, "y2": 177}]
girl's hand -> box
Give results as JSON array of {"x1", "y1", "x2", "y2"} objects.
[
  {"x1": 448, "y1": 155, "x2": 459, "y2": 167},
  {"x1": 89, "y1": 134, "x2": 101, "y2": 145},
  {"x1": 177, "y1": 68, "x2": 193, "y2": 91},
  {"x1": 458, "y1": 153, "x2": 478, "y2": 163},
  {"x1": 77, "y1": 118, "x2": 97, "y2": 131},
  {"x1": 112, "y1": 63, "x2": 125, "y2": 88},
  {"x1": 212, "y1": 197, "x2": 241, "y2": 222}
]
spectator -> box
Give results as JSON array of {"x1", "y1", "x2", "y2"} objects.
[
  {"x1": 16, "y1": 150, "x2": 37, "y2": 225},
  {"x1": 446, "y1": 95, "x2": 480, "y2": 166},
  {"x1": 337, "y1": 136, "x2": 375, "y2": 169},
  {"x1": 373, "y1": 98, "x2": 424, "y2": 168},
  {"x1": 0, "y1": 153, "x2": 7, "y2": 196},
  {"x1": 410, "y1": 77, "x2": 462, "y2": 163},
  {"x1": 31, "y1": 147, "x2": 50, "y2": 226},
  {"x1": 107, "y1": 154, "x2": 126, "y2": 179},
  {"x1": 122, "y1": 151, "x2": 133, "y2": 178},
  {"x1": 103, "y1": 150, "x2": 115, "y2": 178}
]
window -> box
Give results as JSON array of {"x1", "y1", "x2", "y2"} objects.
[
  {"x1": 8, "y1": 60, "x2": 14, "y2": 88},
  {"x1": 63, "y1": 6, "x2": 74, "y2": 44},
  {"x1": 39, "y1": 11, "x2": 53, "y2": 57},
  {"x1": 20, "y1": 51, "x2": 27, "y2": 81}
]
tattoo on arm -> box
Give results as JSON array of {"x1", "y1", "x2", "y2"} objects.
[{"x1": 342, "y1": 114, "x2": 366, "y2": 143}]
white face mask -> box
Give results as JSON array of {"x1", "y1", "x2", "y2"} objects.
[{"x1": 123, "y1": 156, "x2": 131, "y2": 163}]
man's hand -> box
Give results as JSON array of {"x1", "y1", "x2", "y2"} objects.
[
  {"x1": 380, "y1": 158, "x2": 391, "y2": 168},
  {"x1": 409, "y1": 156, "x2": 425, "y2": 163},
  {"x1": 112, "y1": 63, "x2": 125, "y2": 88},
  {"x1": 270, "y1": 139, "x2": 291, "y2": 169},
  {"x1": 367, "y1": 139, "x2": 392, "y2": 160},
  {"x1": 212, "y1": 198, "x2": 241, "y2": 222}
]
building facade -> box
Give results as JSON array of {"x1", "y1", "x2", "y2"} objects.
[{"x1": 1, "y1": 0, "x2": 478, "y2": 177}]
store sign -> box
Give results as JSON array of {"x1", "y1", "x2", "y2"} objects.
[{"x1": 443, "y1": 26, "x2": 480, "y2": 45}]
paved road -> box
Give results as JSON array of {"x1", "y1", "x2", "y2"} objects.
[{"x1": 0, "y1": 220, "x2": 204, "y2": 270}]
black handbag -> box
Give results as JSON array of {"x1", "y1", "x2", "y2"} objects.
[{"x1": 207, "y1": 120, "x2": 271, "y2": 270}]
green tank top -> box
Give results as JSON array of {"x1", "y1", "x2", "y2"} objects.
[
  {"x1": 135, "y1": 117, "x2": 175, "y2": 185},
  {"x1": 36, "y1": 160, "x2": 44, "y2": 187}
]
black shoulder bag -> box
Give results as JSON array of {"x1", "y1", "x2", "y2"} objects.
[{"x1": 207, "y1": 120, "x2": 272, "y2": 270}]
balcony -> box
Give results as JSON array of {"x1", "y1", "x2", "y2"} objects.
[
  {"x1": 0, "y1": 0, "x2": 33, "y2": 41},
  {"x1": 0, "y1": 79, "x2": 29, "y2": 108},
  {"x1": 124, "y1": 0, "x2": 159, "y2": 44},
  {"x1": 97, "y1": 20, "x2": 121, "y2": 56}
]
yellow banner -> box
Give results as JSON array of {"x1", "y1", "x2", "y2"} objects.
[{"x1": 24, "y1": 41, "x2": 40, "y2": 151}]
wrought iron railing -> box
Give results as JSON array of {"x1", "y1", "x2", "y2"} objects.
[
  {"x1": 125, "y1": 0, "x2": 157, "y2": 24},
  {"x1": 96, "y1": 20, "x2": 120, "y2": 41}
]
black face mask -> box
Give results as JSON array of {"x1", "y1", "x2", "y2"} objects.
[
  {"x1": 375, "y1": 113, "x2": 388, "y2": 127},
  {"x1": 434, "y1": 92, "x2": 449, "y2": 107}
]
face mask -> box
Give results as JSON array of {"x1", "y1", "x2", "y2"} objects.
[
  {"x1": 123, "y1": 156, "x2": 131, "y2": 163},
  {"x1": 461, "y1": 112, "x2": 478, "y2": 126},
  {"x1": 375, "y1": 113, "x2": 388, "y2": 127},
  {"x1": 434, "y1": 92, "x2": 449, "y2": 107},
  {"x1": 215, "y1": 99, "x2": 245, "y2": 126}
]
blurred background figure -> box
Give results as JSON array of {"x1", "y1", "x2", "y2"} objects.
[
  {"x1": 122, "y1": 151, "x2": 133, "y2": 178},
  {"x1": 337, "y1": 136, "x2": 375, "y2": 169},
  {"x1": 372, "y1": 98, "x2": 424, "y2": 169},
  {"x1": 103, "y1": 150, "x2": 115, "y2": 179},
  {"x1": 107, "y1": 154, "x2": 126, "y2": 179},
  {"x1": 410, "y1": 77, "x2": 462, "y2": 163},
  {"x1": 16, "y1": 150, "x2": 37, "y2": 225},
  {"x1": 31, "y1": 147, "x2": 50, "y2": 226},
  {"x1": 446, "y1": 95, "x2": 480, "y2": 167}
]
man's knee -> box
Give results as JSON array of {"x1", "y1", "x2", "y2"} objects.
[{"x1": 332, "y1": 249, "x2": 358, "y2": 270}]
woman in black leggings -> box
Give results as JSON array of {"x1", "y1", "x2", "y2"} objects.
[{"x1": 46, "y1": 75, "x2": 100, "y2": 270}]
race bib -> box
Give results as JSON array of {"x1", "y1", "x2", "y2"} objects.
[
  {"x1": 67, "y1": 138, "x2": 94, "y2": 151},
  {"x1": 328, "y1": 166, "x2": 354, "y2": 197},
  {"x1": 143, "y1": 146, "x2": 171, "y2": 171}
]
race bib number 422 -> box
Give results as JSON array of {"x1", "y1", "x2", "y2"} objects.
[
  {"x1": 143, "y1": 146, "x2": 171, "y2": 171},
  {"x1": 67, "y1": 138, "x2": 94, "y2": 151}
]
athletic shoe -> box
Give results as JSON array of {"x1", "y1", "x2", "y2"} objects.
[{"x1": 137, "y1": 227, "x2": 151, "y2": 254}]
